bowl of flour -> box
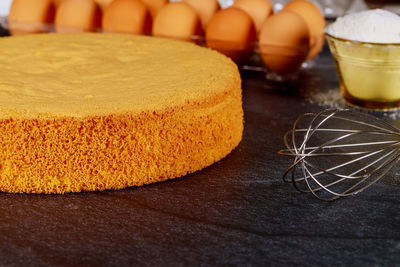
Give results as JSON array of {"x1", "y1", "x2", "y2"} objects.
[{"x1": 325, "y1": 9, "x2": 400, "y2": 110}]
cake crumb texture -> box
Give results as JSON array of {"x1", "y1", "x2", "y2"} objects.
[{"x1": 0, "y1": 33, "x2": 243, "y2": 193}]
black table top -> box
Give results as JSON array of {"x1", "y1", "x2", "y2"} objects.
[{"x1": 0, "y1": 33, "x2": 399, "y2": 266}]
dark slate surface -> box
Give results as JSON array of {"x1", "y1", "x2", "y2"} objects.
[{"x1": 0, "y1": 30, "x2": 399, "y2": 266}]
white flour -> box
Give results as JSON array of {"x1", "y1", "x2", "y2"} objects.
[{"x1": 325, "y1": 9, "x2": 400, "y2": 43}]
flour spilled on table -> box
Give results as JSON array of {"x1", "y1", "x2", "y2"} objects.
[
  {"x1": 306, "y1": 88, "x2": 346, "y2": 109},
  {"x1": 305, "y1": 88, "x2": 400, "y2": 121}
]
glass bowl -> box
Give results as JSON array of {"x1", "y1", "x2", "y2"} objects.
[{"x1": 326, "y1": 33, "x2": 400, "y2": 110}]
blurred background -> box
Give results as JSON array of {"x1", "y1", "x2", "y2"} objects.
[
  {"x1": 220, "y1": 0, "x2": 399, "y2": 18},
  {"x1": 0, "y1": 0, "x2": 399, "y2": 18}
]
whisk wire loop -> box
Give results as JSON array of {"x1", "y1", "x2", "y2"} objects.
[{"x1": 279, "y1": 108, "x2": 400, "y2": 201}]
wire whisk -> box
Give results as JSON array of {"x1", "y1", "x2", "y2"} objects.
[{"x1": 279, "y1": 108, "x2": 400, "y2": 201}]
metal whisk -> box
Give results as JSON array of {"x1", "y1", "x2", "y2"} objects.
[{"x1": 279, "y1": 108, "x2": 400, "y2": 201}]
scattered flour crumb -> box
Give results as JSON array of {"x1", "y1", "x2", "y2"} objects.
[
  {"x1": 305, "y1": 88, "x2": 400, "y2": 120},
  {"x1": 383, "y1": 110, "x2": 400, "y2": 120},
  {"x1": 305, "y1": 88, "x2": 347, "y2": 108}
]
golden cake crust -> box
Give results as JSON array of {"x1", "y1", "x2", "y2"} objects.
[{"x1": 0, "y1": 33, "x2": 243, "y2": 193}]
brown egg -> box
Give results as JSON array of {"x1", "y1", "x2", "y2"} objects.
[
  {"x1": 183, "y1": 0, "x2": 219, "y2": 30},
  {"x1": 94, "y1": 0, "x2": 114, "y2": 10},
  {"x1": 259, "y1": 11, "x2": 310, "y2": 74},
  {"x1": 152, "y1": 2, "x2": 202, "y2": 42},
  {"x1": 55, "y1": 0, "x2": 101, "y2": 33},
  {"x1": 102, "y1": 0, "x2": 151, "y2": 34},
  {"x1": 283, "y1": 0, "x2": 326, "y2": 59},
  {"x1": 206, "y1": 7, "x2": 256, "y2": 64},
  {"x1": 53, "y1": 0, "x2": 65, "y2": 7},
  {"x1": 233, "y1": 0, "x2": 273, "y2": 32},
  {"x1": 8, "y1": 0, "x2": 55, "y2": 35},
  {"x1": 55, "y1": 0, "x2": 112, "y2": 10},
  {"x1": 141, "y1": 0, "x2": 168, "y2": 20}
]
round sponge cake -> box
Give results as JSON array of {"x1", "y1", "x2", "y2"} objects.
[{"x1": 0, "y1": 33, "x2": 243, "y2": 193}]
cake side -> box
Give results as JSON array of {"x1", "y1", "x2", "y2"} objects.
[{"x1": 0, "y1": 81, "x2": 243, "y2": 193}]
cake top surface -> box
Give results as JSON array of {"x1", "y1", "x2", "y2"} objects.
[{"x1": 0, "y1": 33, "x2": 239, "y2": 119}]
